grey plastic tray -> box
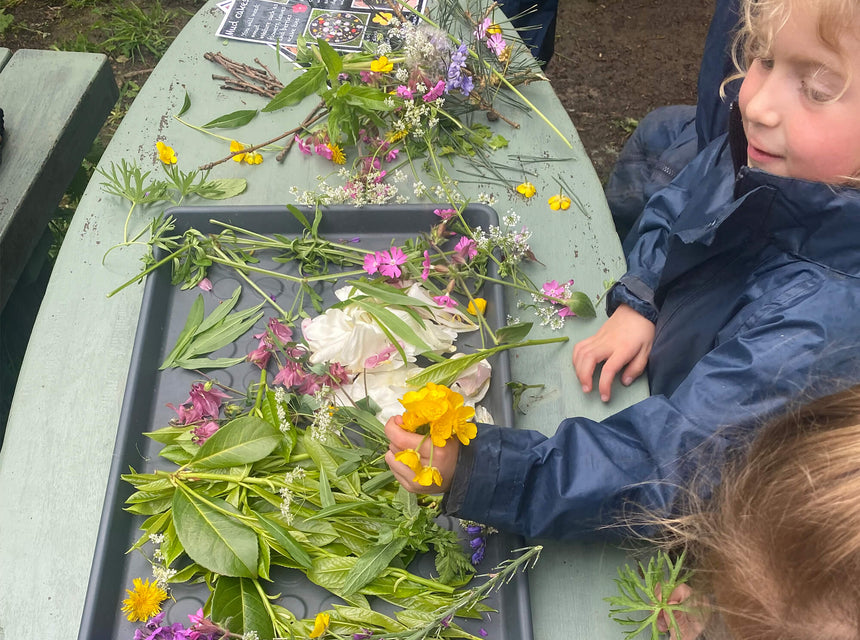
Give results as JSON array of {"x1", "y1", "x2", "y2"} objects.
[{"x1": 79, "y1": 204, "x2": 532, "y2": 640}]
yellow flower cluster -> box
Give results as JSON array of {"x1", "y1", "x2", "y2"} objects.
[
  {"x1": 156, "y1": 141, "x2": 177, "y2": 165},
  {"x1": 230, "y1": 139, "x2": 263, "y2": 165},
  {"x1": 400, "y1": 382, "x2": 476, "y2": 447}
]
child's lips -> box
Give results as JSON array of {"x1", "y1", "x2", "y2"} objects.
[{"x1": 747, "y1": 142, "x2": 782, "y2": 164}]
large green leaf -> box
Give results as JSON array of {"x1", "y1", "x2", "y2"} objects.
[
  {"x1": 172, "y1": 489, "x2": 258, "y2": 577},
  {"x1": 211, "y1": 577, "x2": 275, "y2": 639},
  {"x1": 160, "y1": 294, "x2": 204, "y2": 369},
  {"x1": 253, "y1": 511, "x2": 313, "y2": 569},
  {"x1": 341, "y1": 537, "x2": 408, "y2": 595},
  {"x1": 202, "y1": 109, "x2": 258, "y2": 128},
  {"x1": 262, "y1": 66, "x2": 326, "y2": 111},
  {"x1": 188, "y1": 416, "x2": 280, "y2": 470}
]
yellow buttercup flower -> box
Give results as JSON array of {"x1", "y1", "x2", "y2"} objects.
[
  {"x1": 467, "y1": 298, "x2": 487, "y2": 315},
  {"x1": 394, "y1": 448, "x2": 422, "y2": 473},
  {"x1": 429, "y1": 387, "x2": 475, "y2": 447},
  {"x1": 487, "y1": 23, "x2": 502, "y2": 35},
  {"x1": 516, "y1": 181, "x2": 536, "y2": 198},
  {"x1": 400, "y1": 383, "x2": 449, "y2": 432},
  {"x1": 121, "y1": 577, "x2": 167, "y2": 622},
  {"x1": 309, "y1": 612, "x2": 330, "y2": 638},
  {"x1": 548, "y1": 193, "x2": 571, "y2": 210},
  {"x1": 230, "y1": 139, "x2": 247, "y2": 163},
  {"x1": 370, "y1": 55, "x2": 394, "y2": 73},
  {"x1": 156, "y1": 141, "x2": 177, "y2": 165},
  {"x1": 244, "y1": 151, "x2": 263, "y2": 165},
  {"x1": 329, "y1": 143, "x2": 346, "y2": 165},
  {"x1": 415, "y1": 464, "x2": 443, "y2": 487}
]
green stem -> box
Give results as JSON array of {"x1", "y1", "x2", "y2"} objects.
[
  {"x1": 208, "y1": 246, "x2": 290, "y2": 317},
  {"x1": 107, "y1": 244, "x2": 191, "y2": 297}
]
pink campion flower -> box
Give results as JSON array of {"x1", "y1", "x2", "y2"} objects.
[
  {"x1": 191, "y1": 421, "x2": 219, "y2": 445},
  {"x1": 558, "y1": 307, "x2": 575, "y2": 318},
  {"x1": 454, "y1": 236, "x2": 478, "y2": 261},
  {"x1": 474, "y1": 17, "x2": 491, "y2": 40},
  {"x1": 364, "y1": 343, "x2": 398, "y2": 369},
  {"x1": 197, "y1": 278, "x2": 213, "y2": 292},
  {"x1": 378, "y1": 246, "x2": 407, "y2": 278},
  {"x1": 421, "y1": 250, "x2": 431, "y2": 280},
  {"x1": 296, "y1": 135, "x2": 312, "y2": 155},
  {"x1": 361, "y1": 156, "x2": 382, "y2": 172},
  {"x1": 315, "y1": 142, "x2": 333, "y2": 160},
  {"x1": 423, "y1": 80, "x2": 446, "y2": 102},
  {"x1": 487, "y1": 32, "x2": 507, "y2": 56},
  {"x1": 434, "y1": 208, "x2": 456, "y2": 220},
  {"x1": 542, "y1": 279, "x2": 565, "y2": 298},
  {"x1": 395, "y1": 85, "x2": 414, "y2": 100},
  {"x1": 433, "y1": 295, "x2": 458, "y2": 308},
  {"x1": 359, "y1": 70, "x2": 375, "y2": 84},
  {"x1": 363, "y1": 252, "x2": 380, "y2": 275},
  {"x1": 385, "y1": 148, "x2": 399, "y2": 162}
]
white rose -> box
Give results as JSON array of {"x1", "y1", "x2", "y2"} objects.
[
  {"x1": 405, "y1": 283, "x2": 479, "y2": 333},
  {"x1": 451, "y1": 357, "x2": 492, "y2": 404},
  {"x1": 302, "y1": 306, "x2": 397, "y2": 373},
  {"x1": 334, "y1": 366, "x2": 424, "y2": 422}
]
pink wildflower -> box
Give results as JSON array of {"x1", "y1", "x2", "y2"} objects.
[
  {"x1": 191, "y1": 421, "x2": 219, "y2": 445},
  {"x1": 454, "y1": 236, "x2": 478, "y2": 261},
  {"x1": 361, "y1": 156, "x2": 382, "y2": 172},
  {"x1": 327, "y1": 362, "x2": 350, "y2": 387},
  {"x1": 168, "y1": 382, "x2": 229, "y2": 424},
  {"x1": 421, "y1": 250, "x2": 431, "y2": 280},
  {"x1": 247, "y1": 345, "x2": 271, "y2": 369},
  {"x1": 433, "y1": 295, "x2": 458, "y2": 308},
  {"x1": 197, "y1": 278, "x2": 213, "y2": 292},
  {"x1": 296, "y1": 135, "x2": 312, "y2": 155},
  {"x1": 542, "y1": 279, "x2": 565, "y2": 298},
  {"x1": 385, "y1": 148, "x2": 399, "y2": 162},
  {"x1": 298, "y1": 374, "x2": 325, "y2": 396},
  {"x1": 359, "y1": 70, "x2": 375, "y2": 84},
  {"x1": 487, "y1": 32, "x2": 507, "y2": 56},
  {"x1": 558, "y1": 307, "x2": 575, "y2": 318},
  {"x1": 423, "y1": 80, "x2": 446, "y2": 102},
  {"x1": 474, "y1": 17, "x2": 491, "y2": 40},
  {"x1": 378, "y1": 247, "x2": 407, "y2": 278},
  {"x1": 315, "y1": 142, "x2": 333, "y2": 160},
  {"x1": 364, "y1": 344, "x2": 398, "y2": 369},
  {"x1": 363, "y1": 252, "x2": 380, "y2": 275},
  {"x1": 434, "y1": 208, "x2": 456, "y2": 220},
  {"x1": 273, "y1": 360, "x2": 305, "y2": 388},
  {"x1": 396, "y1": 85, "x2": 414, "y2": 99}
]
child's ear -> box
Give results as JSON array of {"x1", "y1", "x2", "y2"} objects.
[{"x1": 657, "y1": 584, "x2": 705, "y2": 639}]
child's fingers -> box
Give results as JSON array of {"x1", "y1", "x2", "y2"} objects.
[
  {"x1": 572, "y1": 338, "x2": 610, "y2": 392},
  {"x1": 621, "y1": 348, "x2": 649, "y2": 386},
  {"x1": 385, "y1": 449, "x2": 422, "y2": 491}
]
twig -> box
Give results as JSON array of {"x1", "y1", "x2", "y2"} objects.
[
  {"x1": 276, "y1": 101, "x2": 326, "y2": 162},
  {"x1": 203, "y1": 51, "x2": 285, "y2": 98}
]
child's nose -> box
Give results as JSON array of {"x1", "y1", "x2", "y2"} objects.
[{"x1": 743, "y1": 74, "x2": 782, "y2": 128}]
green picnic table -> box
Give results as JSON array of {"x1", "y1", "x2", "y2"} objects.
[{"x1": 0, "y1": 3, "x2": 648, "y2": 639}]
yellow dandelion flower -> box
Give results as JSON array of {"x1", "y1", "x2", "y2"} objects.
[
  {"x1": 394, "y1": 448, "x2": 422, "y2": 473},
  {"x1": 516, "y1": 181, "x2": 536, "y2": 198},
  {"x1": 467, "y1": 298, "x2": 487, "y2": 315},
  {"x1": 120, "y1": 577, "x2": 167, "y2": 622},
  {"x1": 230, "y1": 139, "x2": 247, "y2": 163},
  {"x1": 156, "y1": 141, "x2": 177, "y2": 165},
  {"x1": 309, "y1": 612, "x2": 330, "y2": 638},
  {"x1": 329, "y1": 144, "x2": 346, "y2": 165},
  {"x1": 370, "y1": 55, "x2": 394, "y2": 73},
  {"x1": 548, "y1": 193, "x2": 572, "y2": 211},
  {"x1": 414, "y1": 464, "x2": 443, "y2": 487}
]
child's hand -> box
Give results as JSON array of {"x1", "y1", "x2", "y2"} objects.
[
  {"x1": 384, "y1": 415, "x2": 459, "y2": 493},
  {"x1": 572, "y1": 304, "x2": 655, "y2": 402}
]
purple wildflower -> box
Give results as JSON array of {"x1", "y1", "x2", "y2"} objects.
[
  {"x1": 191, "y1": 421, "x2": 219, "y2": 445},
  {"x1": 433, "y1": 295, "x2": 458, "y2": 308},
  {"x1": 454, "y1": 236, "x2": 478, "y2": 262},
  {"x1": 421, "y1": 250, "x2": 431, "y2": 280},
  {"x1": 423, "y1": 80, "x2": 446, "y2": 102}
]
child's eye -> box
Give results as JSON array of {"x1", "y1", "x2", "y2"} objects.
[
  {"x1": 801, "y1": 80, "x2": 835, "y2": 103},
  {"x1": 757, "y1": 57, "x2": 775, "y2": 70}
]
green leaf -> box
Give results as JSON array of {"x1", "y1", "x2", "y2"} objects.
[
  {"x1": 211, "y1": 577, "x2": 275, "y2": 639},
  {"x1": 178, "y1": 91, "x2": 191, "y2": 117},
  {"x1": 341, "y1": 537, "x2": 408, "y2": 595},
  {"x1": 263, "y1": 66, "x2": 326, "y2": 111},
  {"x1": 488, "y1": 133, "x2": 509, "y2": 149},
  {"x1": 253, "y1": 511, "x2": 313, "y2": 569},
  {"x1": 352, "y1": 299, "x2": 432, "y2": 353},
  {"x1": 196, "y1": 177, "x2": 247, "y2": 200},
  {"x1": 172, "y1": 488, "x2": 258, "y2": 577},
  {"x1": 174, "y1": 356, "x2": 248, "y2": 369},
  {"x1": 286, "y1": 204, "x2": 311, "y2": 230},
  {"x1": 317, "y1": 38, "x2": 343, "y2": 79},
  {"x1": 317, "y1": 466, "x2": 336, "y2": 508},
  {"x1": 362, "y1": 470, "x2": 395, "y2": 495},
  {"x1": 188, "y1": 416, "x2": 281, "y2": 469},
  {"x1": 307, "y1": 555, "x2": 355, "y2": 592},
  {"x1": 331, "y1": 605, "x2": 407, "y2": 632},
  {"x1": 195, "y1": 286, "x2": 241, "y2": 333},
  {"x1": 566, "y1": 291, "x2": 597, "y2": 318},
  {"x1": 495, "y1": 321, "x2": 533, "y2": 344},
  {"x1": 160, "y1": 294, "x2": 205, "y2": 369},
  {"x1": 303, "y1": 437, "x2": 359, "y2": 496},
  {"x1": 202, "y1": 109, "x2": 258, "y2": 128},
  {"x1": 344, "y1": 279, "x2": 432, "y2": 310},
  {"x1": 405, "y1": 351, "x2": 490, "y2": 388}
]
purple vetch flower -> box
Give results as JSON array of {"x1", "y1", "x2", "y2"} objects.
[
  {"x1": 471, "y1": 545, "x2": 486, "y2": 565},
  {"x1": 133, "y1": 612, "x2": 190, "y2": 640},
  {"x1": 353, "y1": 629, "x2": 374, "y2": 640}
]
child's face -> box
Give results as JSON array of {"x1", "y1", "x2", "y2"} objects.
[{"x1": 738, "y1": 4, "x2": 860, "y2": 183}]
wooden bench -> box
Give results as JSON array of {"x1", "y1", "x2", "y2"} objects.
[{"x1": 0, "y1": 48, "x2": 118, "y2": 310}]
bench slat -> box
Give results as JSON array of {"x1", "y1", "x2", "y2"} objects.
[{"x1": 0, "y1": 49, "x2": 118, "y2": 308}]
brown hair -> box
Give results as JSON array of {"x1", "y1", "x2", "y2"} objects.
[{"x1": 659, "y1": 385, "x2": 860, "y2": 639}]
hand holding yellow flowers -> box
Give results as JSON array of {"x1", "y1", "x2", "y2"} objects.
[{"x1": 385, "y1": 382, "x2": 475, "y2": 490}]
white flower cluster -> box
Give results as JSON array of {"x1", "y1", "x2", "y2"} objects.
[
  {"x1": 279, "y1": 467, "x2": 306, "y2": 525},
  {"x1": 309, "y1": 389, "x2": 341, "y2": 442},
  {"x1": 148, "y1": 533, "x2": 177, "y2": 588},
  {"x1": 301, "y1": 284, "x2": 491, "y2": 421},
  {"x1": 473, "y1": 211, "x2": 533, "y2": 276},
  {"x1": 289, "y1": 174, "x2": 407, "y2": 207},
  {"x1": 274, "y1": 386, "x2": 293, "y2": 434}
]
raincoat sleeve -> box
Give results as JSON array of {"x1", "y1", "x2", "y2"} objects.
[{"x1": 442, "y1": 285, "x2": 860, "y2": 540}]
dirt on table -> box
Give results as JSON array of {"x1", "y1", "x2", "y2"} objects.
[{"x1": 3, "y1": 0, "x2": 716, "y2": 183}]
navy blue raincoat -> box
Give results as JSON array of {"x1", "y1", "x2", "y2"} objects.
[{"x1": 443, "y1": 111, "x2": 860, "y2": 540}]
